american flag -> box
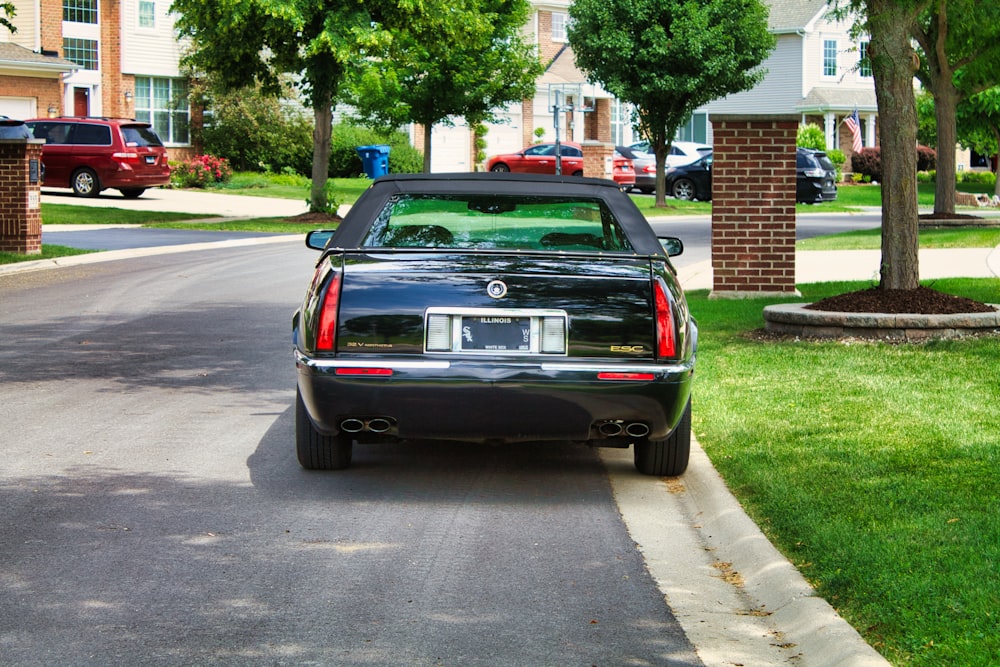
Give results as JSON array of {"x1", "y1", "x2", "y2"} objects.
[{"x1": 845, "y1": 109, "x2": 863, "y2": 153}]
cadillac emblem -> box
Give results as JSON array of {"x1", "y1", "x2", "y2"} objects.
[{"x1": 486, "y1": 280, "x2": 508, "y2": 299}]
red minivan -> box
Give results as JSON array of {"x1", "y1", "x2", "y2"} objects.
[{"x1": 25, "y1": 117, "x2": 170, "y2": 198}]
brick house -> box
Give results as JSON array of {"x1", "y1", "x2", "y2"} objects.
[
  {"x1": 431, "y1": 0, "x2": 880, "y2": 173},
  {"x1": 1, "y1": 0, "x2": 194, "y2": 160}
]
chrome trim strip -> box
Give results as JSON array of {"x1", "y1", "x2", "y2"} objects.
[
  {"x1": 540, "y1": 361, "x2": 695, "y2": 375},
  {"x1": 295, "y1": 351, "x2": 451, "y2": 371}
]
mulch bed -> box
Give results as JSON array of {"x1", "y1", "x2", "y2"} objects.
[
  {"x1": 284, "y1": 212, "x2": 342, "y2": 224},
  {"x1": 806, "y1": 286, "x2": 997, "y2": 314}
]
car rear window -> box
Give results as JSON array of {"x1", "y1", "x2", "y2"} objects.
[
  {"x1": 122, "y1": 125, "x2": 164, "y2": 147},
  {"x1": 362, "y1": 194, "x2": 635, "y2": 252},
  {"x1": 71, "y1": 124, "x2": 113, "y2": 145}
]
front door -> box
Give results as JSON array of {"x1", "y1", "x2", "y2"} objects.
[{"x1": 73, "y1": 88, "x2": 89, "y2": 116}]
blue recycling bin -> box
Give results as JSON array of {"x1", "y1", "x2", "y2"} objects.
[{"x1": 356, "y1": 144, "x2": 391, "y2": 179}]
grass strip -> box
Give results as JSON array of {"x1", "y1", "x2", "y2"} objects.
[
  {"x1": 798, "y1": 226, "x2": 1000, "y2": 250},
  {"x1": 688, "y1": 278, "x2": 1000, "y2": 666},
  {"x1": 42, "y1": 204, "x2": 215, "y2": 226},
  {"x1": 0, "y1": 245, "x2": 95, "y2": 265}
]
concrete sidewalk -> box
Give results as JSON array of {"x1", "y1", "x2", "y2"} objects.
[{"x1": 679, "y1": 246, "x2": 1000, "y2": 291}]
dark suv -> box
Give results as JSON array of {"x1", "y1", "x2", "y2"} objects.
[
  {"x1": 25, "y1": 117, "x2": 170, "y2": 198},
  {"x1": 796, "y1": 147, "x2": 838, "y2": 203}
]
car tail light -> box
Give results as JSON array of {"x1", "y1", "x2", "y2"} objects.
[
  {"x1": 653, "y1": 279, "x2": 677, "y2": 359},
  {"x1": 803, "y1": 168, "x2": 825, "y2": 178},
  {"x1": 316, "y1": 272, "x2": 342, "y2": 351},
  {"x1": 643, "y1": 165, "x2": 656, "y2": 174},
  {"x1": 112, "y1": 151, "x2": 140, "y2": 166}
]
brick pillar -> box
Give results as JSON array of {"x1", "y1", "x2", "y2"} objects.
[
  {"x1": 710, "y1": 114, "x2": 799, "y2": 298},
  {"x1": 581, "y1": 142, "x2": 614, "y2": 180},
  {"x1": 0, "y1": 140, "x2": 45, "y2": 255},
  {"x1": 522, "y1": 97, "x2": 535, "y2": 148}
]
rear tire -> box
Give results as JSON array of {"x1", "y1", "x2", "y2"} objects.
[
  {"x1": 119, "y1": 188, "x2": 146, "y2": 199},
  {"x1": 634, "y1": 399, "x2": 691, "y2": 476},
  {"x1": 296, "y1": 387, "x2": 353, "y2": 470},
  {"x1": 671, "y1": 178, "x2": 696, "y2": 201},
  {"x1": 71, "y1": 168, "x2": 100, "y2": 198}
]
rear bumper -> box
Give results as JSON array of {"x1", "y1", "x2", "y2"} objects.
[{"x1": 295, "y1": 352, "x2": 695, "y2": 443}]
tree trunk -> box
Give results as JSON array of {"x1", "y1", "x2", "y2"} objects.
[
  {"x1": 423, "y1": 124, "x2": 433, "y2": 173},
  {"x1": 933, "y1": 85, "x2": 959, "y2": 215},
  {"x1": 310, "y1": 97, "x2": 333, "y2": 213},
  {"x1": 869, "y1": 0, "x2": 923, "y2": 290}
]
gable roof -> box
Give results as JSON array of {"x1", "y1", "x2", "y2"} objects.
[
  {"x1": 0, "y1": 43, "x2": 79, "y2": 74},
  {"x1": 766, "y1": 0, "x2": 831, "y2": 33}
]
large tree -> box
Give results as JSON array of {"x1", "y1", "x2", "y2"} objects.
[
  {"x1": 172, "y1": 0, "x2": 413, "y2": 212},
  {"x1": 568, "y1": 0, "x2": 774, "y2": 207},
  {"x1": 912, "y1": 0, "x2": 1000, "y2": 215},
  {"x1": 345, "y1": 0, "x2": 542, "y2": 172},
  {"x1": 835, "y1": 0, "x2": 931, "y2": 290}
]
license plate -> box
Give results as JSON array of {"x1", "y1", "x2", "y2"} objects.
[
  {"x1": 145, "y1": 156, "x2": 157, "y2": 164},
  {"x1": 460, "y1": 316, "x2": 530, "y2": 351},
  {"x1": 425, "y1": 307, "x2": 567, "y2": 355}
]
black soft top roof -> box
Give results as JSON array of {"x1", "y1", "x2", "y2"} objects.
[{"x1": 333, "y1": 172, "x2": 666, "y2": 256}]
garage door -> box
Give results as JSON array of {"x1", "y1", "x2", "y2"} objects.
[
  {"x1": 430, "y1": 121, "x2": 471, "y2": 173},
  {"x1": 0, "y1": 98, "x2": 37, "y2": 120}
]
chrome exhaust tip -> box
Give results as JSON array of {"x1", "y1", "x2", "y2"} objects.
[
  {"x1": 625, "y1": 422, "x2": 650, "y2": 437},
  {"x1": 367, "y1": 418, "x2": 391, "y2": 433},
  {"x1": 598, "y1": 421, "x2": 624, "y2": 437},
  {"x1": 340, "y1": 418, "x2": 365, "y2": 433}
]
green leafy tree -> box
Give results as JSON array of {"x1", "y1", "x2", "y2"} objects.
[
  {"x1": 913, "y1": 0, "x2": 1000, "y2": 215},
  {"x1": 345, "y1": 0, "x2": 542, "y2": 172},
  {"x1": 958, "y1": 87, "x2": 1000, "y2": 196},
  {"x1": 172, "y1": 0, "x2": 415, "y2": 212},
  {"x1": 2, "y1": 2, "x2": 16, "y2": 33},
  {"x1": 568, "y1": 0, "x2": 774, "y2": 206}
]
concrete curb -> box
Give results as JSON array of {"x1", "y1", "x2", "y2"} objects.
[{"x1": 604, "y1": 442, "x2": 891, "y2": 667}]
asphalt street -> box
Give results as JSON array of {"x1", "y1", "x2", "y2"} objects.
[{"x1": 0, "y1": 186, "x2": 901, "y2": 666}]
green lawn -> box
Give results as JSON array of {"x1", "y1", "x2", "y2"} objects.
[{"x1": 688, "y1": 279, "x2": 1000, "y2": 666}]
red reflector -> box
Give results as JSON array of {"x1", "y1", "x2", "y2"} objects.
[
  {"x1": 654, "y1": 280, "x2": 677, "y2": 359},
  {"x1": 335, "y1": 368, "x2": 393, "y2": 376},
  {"x1": 597, "y1": 372, "x2": 655, "y2": 381}
]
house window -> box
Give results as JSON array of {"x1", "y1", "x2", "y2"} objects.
[
  {"x1": 611, "y1": 99, "x2": 626, "y2": 145},
  {"x1": 823, "y1": 39, "x2": 838, "y2": 77},
  {"x1": 134, "y1": 77, "x2": 190, "y2": 144},
  {"x1": 551, "y1": 12, "x2": 567, "y2": 42},
  {"x1": 138, "y1": 1, "x2": 156, "y2": 28},
  {"x1": 858, "y1": 41, "x2": 872, "y2": 78},
  {"x1": 63, "y1": 38, "x2": 99, "y2": 70},
  {"x1": 63, "y1": 0, "x2": 98, "y2": 24},
  {"x1": 677, "y1": 113, "x2": 708, "y2": 144}
]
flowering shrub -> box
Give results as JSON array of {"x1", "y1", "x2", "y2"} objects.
[{"x1": 171, "y1": 154, "x2": 233, "y2": 188}]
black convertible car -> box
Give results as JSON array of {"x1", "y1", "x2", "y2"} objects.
[{"x1": 293, "y1": 173, "x2": 697, "y2": 476}]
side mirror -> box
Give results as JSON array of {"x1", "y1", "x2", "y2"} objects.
[
  {"x1": 659, "y1": 236, "x2": 684, "y2": 257},
  {"x1": 305, "y1": 229, "x2": 335, "y2": 251}
]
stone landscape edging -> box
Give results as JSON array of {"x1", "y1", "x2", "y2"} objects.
[{"x1": 762, "y1": 303, "x2": 1000, "y2": 341}]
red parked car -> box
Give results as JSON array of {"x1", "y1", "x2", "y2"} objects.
[
  {"x1": 487, "y1": 142, "x2": 635, "y2": 189},
  {"x1": 25, "y1": 117, "x2": 170, "y2": 198}
]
